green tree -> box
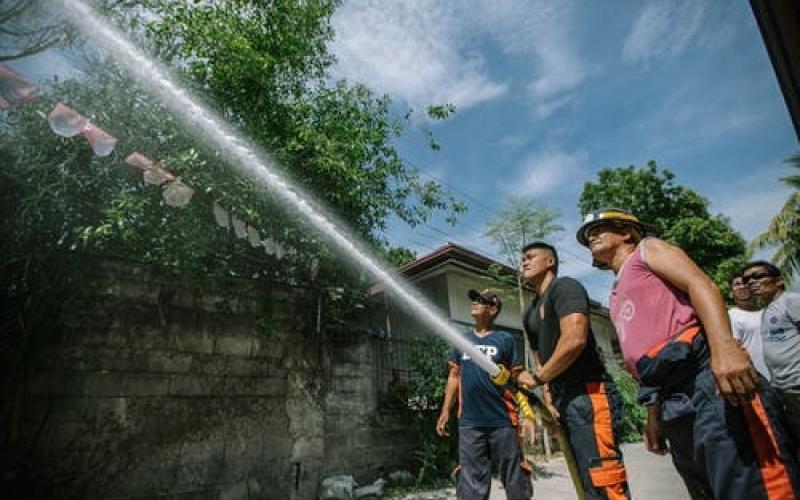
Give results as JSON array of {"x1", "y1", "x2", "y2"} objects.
[
  {"x1": 578, "y1": 161, "x2": 747, "y2": 296},
  {"x1": 143, "y1": 0, "x2": 466, "y2": 235},
  {"x1": 750, "y1": 153, "x2": 800, "y2": 283},
  {"x1": 483, "y1": 197, "x2": 563, "y2": 309},
  {"x1": 1, "y1": 0, "x2": 466, "y2": 283},
  {"x1": 485, "y1": 196, "x2": 564, "y2": 269},
  {"x1": 385, "y1": 246, "x2": 417, "y2": 267},
  {"x1": 407, "y1": 334, "x2": 456, "y2": 486},
  {"x1": 610, "y1": 370, "x2": 647, "y2": 442}
]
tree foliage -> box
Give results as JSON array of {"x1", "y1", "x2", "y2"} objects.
[
  {"x1": 0, "y1": 0, "x2": 469, "y2": 442},
  {"x1": 750, "y1": 153, "x2": 800, "y2": 283},
  {"x1": 385, "y1": 246, "x2": 417, "y2": 268},
  {"x1": 0, "y1": 0, "x2": 466, "y2": 285},
  {"x1": 144, "y1": 0, "x2": 466, "y2": 234},
  {"x1": 611, "y1": 370, "x2": 647, "y2": 443},
  {"x1": 483, "y1": 197, "x2": 563, "y2": 304},
  {"x1": 578, "y1": 161, "x2": 747, "y2": 295},
  {"x1": 407, "y1": 334, "x2": 457, "y2": 485},
  {"x1": 485, "y1": 196, "x2": 564, "y2": 269}
]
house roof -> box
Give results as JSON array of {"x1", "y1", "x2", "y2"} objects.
[
  {"x1": 367, "y1": 242, "x2": 514, "y2": 297},
  {"x1": 396, "y1": 242, "x2": 516, "y2": 278},
  {"x1": 383, "y1": 242, "x2": 608, "y2": 313}
]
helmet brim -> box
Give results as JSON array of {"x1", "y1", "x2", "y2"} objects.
[{"x1": 576, "y1": 219, "x2": 650, "y2": 246}]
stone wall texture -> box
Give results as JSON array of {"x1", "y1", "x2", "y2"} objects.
[{"x1": 7, "y1": 259, "x2": 418, "y2": 500}]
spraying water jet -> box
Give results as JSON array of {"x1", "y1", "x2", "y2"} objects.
[{"x1": 54, "y1": 0, "x2": 501, "y2": 377}]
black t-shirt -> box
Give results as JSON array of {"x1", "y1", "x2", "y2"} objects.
[{"x1": 523, "y1": 277, "x2": 606, "y2": 391}]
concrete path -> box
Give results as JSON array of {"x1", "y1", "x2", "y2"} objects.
[
  {"x1": 402, "y1": 443, "x2": 690, "y2": 499},
  {"x1": 516, "y1": 443, "x2": 690, "y2": 499}
]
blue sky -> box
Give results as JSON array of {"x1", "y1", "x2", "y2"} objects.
[{"x1": 328, "y1": 0, "x2": 799, "y2": 300}]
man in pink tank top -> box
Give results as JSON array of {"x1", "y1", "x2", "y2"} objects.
[{"x1": 577, "y1": 208, "x2": 799, "y2": 500}]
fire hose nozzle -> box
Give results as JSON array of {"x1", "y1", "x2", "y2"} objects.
[{"x1": 491, "y1": 364, "x2": 510, "y2": 386}]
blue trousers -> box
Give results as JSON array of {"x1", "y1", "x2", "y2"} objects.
[
  {"x1": 457, "y1": 426, "x2": 532, "y2": 500},
  {"x1": 637, "y1": 329, "x2": 800, "y2": 500},
  {"x1": 556, "y1": 380, "x2": 631, "y2": 500}
]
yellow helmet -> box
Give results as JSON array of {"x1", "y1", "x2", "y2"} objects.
[{"x1": 576, "y1": 208, "x2": 651, "y2": 247}]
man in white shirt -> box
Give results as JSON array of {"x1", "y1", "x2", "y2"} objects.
[
  {"x1": 743, "y1": 261, "x2": 800, "y2": 448},
  {"x1": 728, "y1": 272, "x2": 769, "y2": 378}
]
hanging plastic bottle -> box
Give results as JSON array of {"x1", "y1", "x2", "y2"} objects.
[
  {"x1": 0, "y1": 65, "x2": 38, "y2": 108},
  {"x1": 81, "y1": 122, "x2": 117, "y2": 157},
  {"x1": 162, "y1": 180, "x2": 194, "y2": 208},
  {"x1": 48, "y1": 103, "x2": 87, "y2": 137}
]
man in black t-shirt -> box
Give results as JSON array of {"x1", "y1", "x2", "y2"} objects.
[{"x1": 518, "y1": 242, "x2": 630, "y2": 500}]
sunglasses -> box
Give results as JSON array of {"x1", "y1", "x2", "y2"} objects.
[{"x1": 741, "y1": 272, "x2": 776, "y2": 284}]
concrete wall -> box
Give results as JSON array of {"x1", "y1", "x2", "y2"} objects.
[
  {"x1": 8, "y1": 258, "x2": 413, "y2": 500},
  {"x1": 320, "y1": 329, "x2": 418, "y2": 482}
]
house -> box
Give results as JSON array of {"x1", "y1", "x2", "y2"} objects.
[{"x1": 365, "y1": 242, "x2": 623, "y2": 400}]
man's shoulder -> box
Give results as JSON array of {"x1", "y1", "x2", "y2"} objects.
[
  {"x1": 782, "y1": 291, "x2": 800, "y2": 302},
  {"x1": 777, "y1": 292, "x2": 800, "y2": 311},
  {"x1": 550, "y1": 276, "x2": 588, "y2": 299},
  {"x1": 729, "y1": 306, "x2": 762, "y2": 322},
  {"x1": 491, "y1": 329, "x2": 514, "y2": 340},
  {"x1": 553, "y1": 276, "x2": 585, "y2": 290}
]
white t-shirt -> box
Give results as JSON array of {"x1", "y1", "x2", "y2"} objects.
[
  {"x1": 762, "y1": 292, "x2": 800, "y2": 389},
  {"x1": 728, "y1": 306, "x2": 769, "y2": 379}
]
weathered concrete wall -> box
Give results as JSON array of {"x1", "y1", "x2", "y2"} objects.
[
  {"x1": 321, "y1": 329, "x2": 417, "y2": 482},
  {"x1": 8, "y1": 258, "x2": 410, "y2": 500}
]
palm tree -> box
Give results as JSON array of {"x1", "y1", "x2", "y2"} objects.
[{"x1": 750, "y1": 153, "x2": 800, "y2": 283}]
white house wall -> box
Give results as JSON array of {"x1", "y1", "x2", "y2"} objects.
[{"x1": 444, "y1": 267, "x2": 535, "y2": 330}]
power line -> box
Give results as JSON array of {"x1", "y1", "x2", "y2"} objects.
[
  {"x1": 393, "y1": 158, "x2": 606, "y2": 273},
  {"x1": 402, "y1": 158, "x2": 496, "y2": 216}
]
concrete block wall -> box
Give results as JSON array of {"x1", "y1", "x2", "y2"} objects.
[
  {"x1": 321, "y1": 330, "x2": 418, "y2": 483},
  {"x1": 13, "y1": 259, "x2": 325, "y2": 500}
]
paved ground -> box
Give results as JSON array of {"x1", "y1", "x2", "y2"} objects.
[
  {"x1": 401, "y1": 443, "x2": 690, "y2": 499},
  {"x1": 520, "y1": 443, "x2": 691, "y2": 499}
]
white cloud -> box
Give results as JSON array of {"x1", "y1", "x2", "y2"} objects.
[
  {"x1": 622, "y1": 0, "x2": 705, "y2": 64},
  {"x1": 709, "y1": 162, "x2": 795, "y2": 240},
  {"x1": 330, "y1": 0, "x2": 507, "y2": 112},
  {"x1": 477, "y1": 0, "x2": 587, "y2": 116},
  {"x1": 329, "y1": 0, "x2": 587, "y2": 117},
  {"x1": 505, "y1": 148, "x2": 587, "y2": 197}
]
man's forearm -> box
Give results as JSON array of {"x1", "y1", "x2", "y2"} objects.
[
  {"x1": 537, "y1": 313, "x2": 588, "y2": 382},
  {"x1": 440, "y1": 373, "x2": 459, "y2": 414},
  {"x1": 538, "y1": 343, "x2": 584, "y2": 382}
]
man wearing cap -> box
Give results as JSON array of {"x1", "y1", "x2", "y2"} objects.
[
  {"x1": 436, "y1": 289, "x2": 533, "y2": 500},
  {"x1": 518, "y1": 241, "x2": 630, "y2": 499},
  {"x1": 578, "y1": 208, "x2": 800, "y2": 499},
  {"x1": 742, "y1": 260, "x2": 800, "y2": 449}
]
